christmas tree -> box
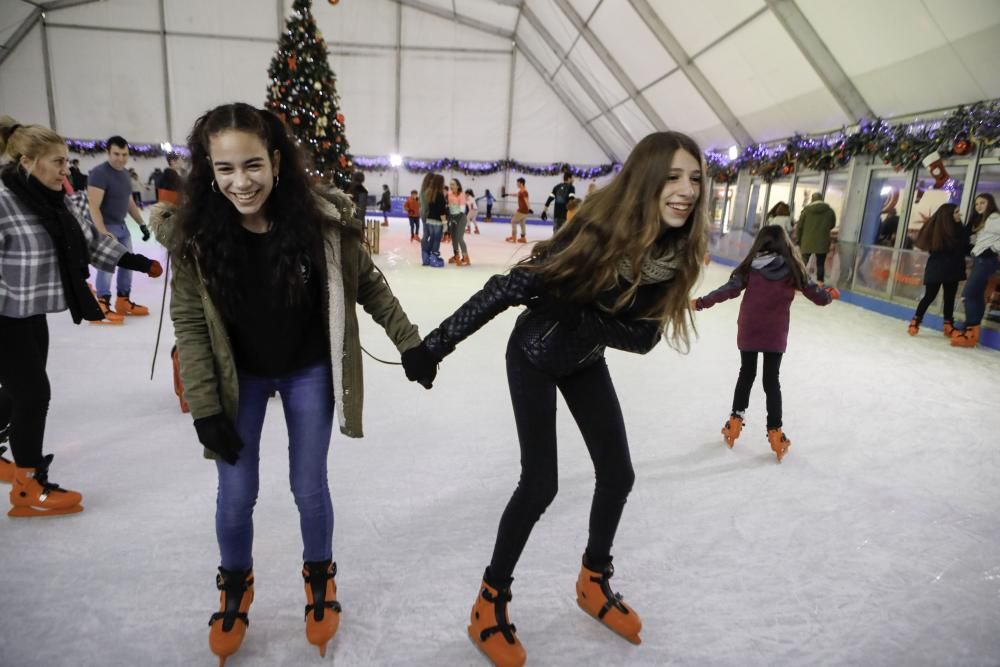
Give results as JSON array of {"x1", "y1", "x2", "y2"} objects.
[{"x1": 266, "y1": 0, "x2": 353, "y2": 188}]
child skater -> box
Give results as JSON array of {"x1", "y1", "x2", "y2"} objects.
[
  {"x1": 692, "y1": 225, "x2": 838, "y2": 463},
  {"x1": 401, "y1": 131, "x2": 708, "y2": 666},
  {"x1": 465, "y1": 188, "x2": 480, "y2": 234}
]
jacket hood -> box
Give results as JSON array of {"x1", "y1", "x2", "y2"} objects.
[
  {"x1": 751, "y1": 252, "x2": 790, "y2": 280},
  {"x1": 804, "y1": 201, "x2": 833, "y2": 214},
  {"x1": 147, "y1": 186, "x2": 357, "y2": 256}
]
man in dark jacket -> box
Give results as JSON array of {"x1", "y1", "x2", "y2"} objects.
[{"x1": 796, "y1": 192, "x2": 836, "y2": 284}]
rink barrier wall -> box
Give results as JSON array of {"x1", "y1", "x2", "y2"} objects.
[{"x1": 708, "y1": 255, "x2": 1000, "y2": 352}]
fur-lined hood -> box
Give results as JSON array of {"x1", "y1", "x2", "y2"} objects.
[{"x1": 147, "y1": 186, "x2": 357, "y2": 255}]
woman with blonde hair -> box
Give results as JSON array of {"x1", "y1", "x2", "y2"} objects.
[
  {"x1": 0, "y1": 116, "x2": 161, "y2": 515},
  {"x1": 402, "y1": 131, "x2": 709, "y2": 666}
]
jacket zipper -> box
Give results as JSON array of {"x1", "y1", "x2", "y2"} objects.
[
  {"x1": 540, "y1": 322, "x2": 558, "y2": 340},
  {"x1": 578, "y1": 345, "x2": 600, "y2": 364}
]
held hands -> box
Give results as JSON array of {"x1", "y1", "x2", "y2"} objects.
[
  {"x1": 690, "y1": 298, "x2": 700, "y2": 311},
  {"x1": 401, "y1": 343, "x2": 438, "y2": 389},
  {"x1": 117, "y1": 252, "x2": 163, "y2": 277},
  {"x1": 825, "y1": 286, "x2": 841, "y2": 300},
  {"x1": 193, "y1": 414, "x2": 244, "y2": 465},
  {"x1": 147, "y1": 260, "x2": 163, "y2": 278}
]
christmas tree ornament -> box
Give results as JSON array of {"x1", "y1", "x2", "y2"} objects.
[
  {"x1": 921, "y1": 151, "x2": 950, "y2": 188},
  {"x1": 952, "y1": 133, "x2": 972, "y2": 155}
]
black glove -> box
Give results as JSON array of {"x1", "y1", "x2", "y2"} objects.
[
  {"x1": 117, "y1": 252, "x2": 162, "y2": 276},
  {"x1": 528, "y1": 294, "x2": 584, "y2": 330},
  {"x1": 401, "y1": 343, "x2": 438, "y2": 389},
  {"x1": 139, "y1": 224, "x2": 151, "y2": 242},
  {"x1": 193, "y1": 414, "x2": 244, "y2": 465},
  {"x1": 540, "y1": 209, "x2": 548, "y2": 221}
]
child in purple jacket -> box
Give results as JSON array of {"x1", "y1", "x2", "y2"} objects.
[{"x1": 693, "y1": 226, "x2": 838, "y2": 463}]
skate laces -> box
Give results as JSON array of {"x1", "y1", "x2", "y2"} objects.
[
  {"x1": 303, "y1": 561, "x2": 341, "y2": 621},
  {"x1": 590, "y1": 564, "x2": 631, "y2": 618},
  {"x1": 480, "y1": 586, "x2": 518, "y2": 644}
]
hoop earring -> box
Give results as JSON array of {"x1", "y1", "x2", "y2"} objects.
[{"x1": 211, "y1": 179, "x2": 219, "y2": 193}]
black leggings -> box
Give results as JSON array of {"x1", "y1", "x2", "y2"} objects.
[
  {"x1": 0, "y1": 315, "x2": 51, "y2": 468},
  {"x1": 731, "y1": 351, "x2": 783, "y2": 429},
  {"x1": 802, "y1": 253, "x2": 828, "y2": 282},
  {"x1": 489, "y1": 338, "x2": 635, "y2": 582},
  {"x1": 914, "y1": 281, "x2": 958, "y2": 322}
]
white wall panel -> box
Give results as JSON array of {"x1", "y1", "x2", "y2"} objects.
[
  {"x1": 611, "y1": 100, "x2": 655, "y2": 143},
  {"x1": 167, "y1": 0, "x2": 277, "y2": 39},
  {"x1": 551, "y1": 66, "x2": 602, "y2": 120},
  {"x1": 399, "y1": 51, "x2": 508, "y2": 159},
  {"x1": 524, "y1": 0, "x2": 578, "y2": 53},
  {"x1": 644, "y1": 71, "x2": 722, "y2": 133},
  {"x1": 515, "y1": 21, "x2": 562, "y2": 76},
  {"x1": 566, "y1": 39, "x2": 627, "y2": 108},
  {"x1": 0, "y1": 3, "x2": 36, "y2": 44},
  {"x1": 852, "y1": 44, "x2": 990, "y2": 118},
  {"x1": 509, "y1": 52, "x2": 608, "y2": 164},
  {"x1": 952, "y1": 23, "x2": 1000, "y2": 105},
  {"x1": 0, "y1": 26, "x2": 48, "y2": 128},
  {"x1": 739, "y1": 88, "x2": 849, "y2": 143},
  {"x1": 591, "y1": 113, "x2": 631, "y2": 159},
  {"x1": 648, "y1": 0, "x2": 764, "y2": 56},
  {"x1": 46, "y1": 0, "x2": 159, "y2": 31},
  {"x1": 688, "y1": 124, "x2": 737, "y2": 154},
  {"x1": 591, "y1": 0, "x2": 675, "y2": 90},
  {"x1": 327, "y1": 48, "x2": 396, "y2": 157},
  {"x1": 454, "y1": 0, "x2": 521, "y2": 32},
  {"x1": 923, "y1": 0, "x2": 1000, "y2": 41},
  {"x1": 48, "y1": 27, "x2": 166, "y2": 143},
  {"x1": 167, "y1": 35, "x2": 274, "y2": 145},
  {"x1": 401, "y1": 7, "x2": 511, "y2": 50},
  {"x1": 695, "y1": 12, "x2": 834, "y2": 116},
  {"x1": 308, "y1": 0, "x2": 398, "y2": 47}
]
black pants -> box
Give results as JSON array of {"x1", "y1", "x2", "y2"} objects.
[
  {"x1": 802, "y1": 253, "x2": 827, "y2": 282},
  {"x1": 731, "y1": 351, "x2": 783, "y2": 429},
  {"x1": 0, "y1": 315, "x2": 51, "y2": 468},
  {"x1": 914, "y1": 281, "x2": 958, "y2": 322},
  {"x1": 489, "y1": 338, "x2": 635, "y2": 582}
]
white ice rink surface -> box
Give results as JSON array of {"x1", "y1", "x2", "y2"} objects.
[{"x1": 2, "y1": 217, "x2": 999, "y2": 667}]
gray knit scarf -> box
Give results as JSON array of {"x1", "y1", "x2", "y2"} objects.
[{"x1": 618, "y1": 245, "x2": 684, "y2": 285}]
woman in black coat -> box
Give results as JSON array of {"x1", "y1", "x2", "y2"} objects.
[{"x1": 908, "y1": 203, "x2": 967, "y2": 336}]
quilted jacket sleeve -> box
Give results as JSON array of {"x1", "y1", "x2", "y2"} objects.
[
  {"x1": 423, "y1": 266, "x2": 541, "y2": 360},
  {"x1": 575, "y1": 308, "x2": 662, "y2": 354}
]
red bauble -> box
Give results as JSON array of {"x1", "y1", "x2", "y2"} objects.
[
  {"x1": 288, "y1": 56, "x2": 297, "y2": 71},
  {"x1": 292, "y1": 117, "x2": 301, "y2": 125},
  {"x1": 781, "y1": 164, "x2": 793, "y2": 175},
  {"x1": 336, "y1": 113, "x2": 345, "y2": 124},
  {"x1": 953, "y1": 139, "x2": 971, "y2": 155},
  {"x1": 328, "y1": 0, "x2": 339, "y2": 4}
]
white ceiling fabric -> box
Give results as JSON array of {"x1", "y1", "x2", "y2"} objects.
[{"x1": 1, "y1": 0, "x2": 997, "y2": 164}]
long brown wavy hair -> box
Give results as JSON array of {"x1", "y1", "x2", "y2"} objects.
[
  {"x1": 524, "y1": 131, "x2": 708, "y2": 352},
  {"x1": 915, "y1": 203, "x2": 960, "y2": 253},
  {"x1": 967, "y1": 193, "x2": 998, "y2": 234},
  {"x1": 731, "y1": 225, "x2": 809, "y2": 290}
]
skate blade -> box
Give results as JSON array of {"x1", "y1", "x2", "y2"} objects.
[
  {"x1": 8, "y1": 504, "x2": 84, "y2": 518},
  {"x1": 576, "y1": 599, "x2": 642, "y2": 645},
  {"x1": 722, "y1": 435, "x2": 735, "y2": 448},
  {"x1": 89, "y1": 319, "x2": 124, "y2": 325}
]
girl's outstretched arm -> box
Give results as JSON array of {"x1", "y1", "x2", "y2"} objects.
[
  {"x1": 802, "y1": 281, "x2": 837, "y2": 306},
  {"x1": 692, "y1": 275, "x2": 746, "y2": 311}
]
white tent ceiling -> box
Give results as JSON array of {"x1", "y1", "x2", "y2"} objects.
[{"x1": 2, "y1": 0, "x2": 999, "y2": 167}]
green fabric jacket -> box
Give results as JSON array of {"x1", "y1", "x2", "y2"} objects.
[
  {"x1": 796, "y1": 201, "x2": 836, "y2": 254},
  {"x1": 151, "y1": 190, "x2": 421, "y2": 459}
]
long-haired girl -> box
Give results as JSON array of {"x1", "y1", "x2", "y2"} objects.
[
  {"x1": 952, "y1": 192, "x2": 1000, "y2": 347},
  {"x1": 693, "y1": 224, "x2": 837, "y2": 463},
  {"x1": 402, "y1": 131, "x2": 708, "y2": 666},
  {"x1": 156, "y1": 102, "x2": 421, "y2": 664},
  {"x1": 908, "y1": 203, "x2": 967, "y2": 336}
]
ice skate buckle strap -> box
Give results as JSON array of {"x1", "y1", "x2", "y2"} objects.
[
  {"x1": 480, "y1": 586, "x2": 518, "y2": 644},
  {"x1": 209, "y1": 572, "x2": 252, "y2": 631},
  {"x1": 304, "y1": 562, "x2": 342, "y2": 621},
  {"x1": 591, "y1": 564, "x2": 631, "y2": 619}
]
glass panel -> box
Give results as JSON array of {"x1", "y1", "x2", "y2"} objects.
[
  {"x1": 906, "y1": 162, "x2": 964, "y2": 248},
  {"x1": 824, "y1": 171, "x2": 849, "y2": 234},
  {"x1": 891, "y1": 248, "x2": 927, "y2": 301},
  {"x1": 708, "y1": 181, "x2": 733, "y2": 234},
  {"x1": 860, "y1": 170, "x2": 909, "y2": 248},
  {"x1": 791, "y1": 172, "x2": 822, "y2": 220},
  {"x1": 853, "y1": 245, "x2": 896, "y2": 295},
  {"x1": 745, "y1": 178, "x2": 764, "y2": 234},
  {"x1": 763, "y1": 178, "x2": 792, "y2": 228}
]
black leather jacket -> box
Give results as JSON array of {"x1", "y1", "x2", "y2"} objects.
[{"x1": 423, "y1": 266, "x2": 665, "y2": 377}]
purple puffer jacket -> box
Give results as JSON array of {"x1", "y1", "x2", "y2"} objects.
[{"x1": 695, "y1": 254, "x2": 832, "y2": 353}]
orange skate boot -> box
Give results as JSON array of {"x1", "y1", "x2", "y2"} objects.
[
  {"x1": 208, "y1": 567, "x2": 254, "y2": 667},
  {"x1": 303, "y1": 560, "x2": 341, "y2": 657},
  {"x1": 576, "y1": 556, "x2": 642, "y2": 644},
  {"x1": 721, "y1": 413, "x2": 744, "y2": 448},
  {"x1": 767, "y1": 427, "x2": 791, "y2": 463},
  {"x1": 468, "y1": 572, "x2": 526, "y2": 667}
]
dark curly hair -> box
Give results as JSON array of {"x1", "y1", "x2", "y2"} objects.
[{"x1": 175, "y1": 103, "x2": 330, "y2": 320}]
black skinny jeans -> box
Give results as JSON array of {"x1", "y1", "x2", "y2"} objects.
[
  {"x1": 0, "y1": 314, "x2": 51, "y2": 468},
  {"x1": 802, "y1": 253, "x2": 828, "y2": 282},
  {"x1": 914, "y1": 281, "x2": 958, "y2": 323},
  {"x1": 489, "y1": 337, "x2": 635, "y2": 582},
  {"x1": 732, "y1": 350, "x2": 783, "y2": 429}
]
